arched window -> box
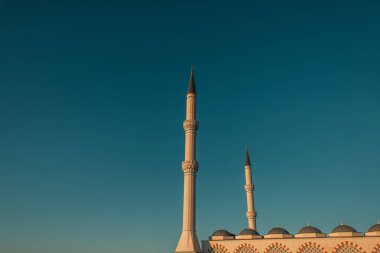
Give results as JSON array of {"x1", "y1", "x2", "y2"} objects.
[
  {"x1": 372, "y1": 244, "x2": 380, "y2": 253},
  {"x1": 235, "y1": 244, "x2": 259, "y2": 253},
  {"x1": 297, "y1": 242, "x2": 326, "y2": 253},
  {"x1": 265, "y1": 243, "x2": 291, "y2": 253},
  {"x1": 333, "y1": 241, "x2": 365, "y2": 253},
  {"x1": 208, "y1": 244, "x2": 229, "y2": 253}
]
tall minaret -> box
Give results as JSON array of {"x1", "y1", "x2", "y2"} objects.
[
  {"x1": 244, "y1": 147, "x2": 257, "y2": 230},
  {"x1": 175, "y1": 67, "x2": 201, "y2": 253}
]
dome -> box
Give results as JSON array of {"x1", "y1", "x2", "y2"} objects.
[
  {"x1": 331, "y1": 224, "x2": 357, "y2": 233},
  {"x1": 368, "y1": 223, "x2": 380, "y2": 232},
  {"x1": 239, "y1": 228, "x2": 260, "y2": 236},
  {"x1": 268, "y1": 227, "x2": 290, "y2": 235},
  {"x1": 298, "y1": 226, "x2": 323, "y2": 234},
  {"x1": 212, "y1": 229, "x2": 234, "y2": 237}
]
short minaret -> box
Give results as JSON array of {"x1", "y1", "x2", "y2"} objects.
[
  {"x1": 175, "y1": 68, "x2": 201, "y2": 253},
  {"x1": 244, "y1": 147, "x2": 257, "y2": 230}
]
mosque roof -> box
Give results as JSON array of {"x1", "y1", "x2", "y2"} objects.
[
  {"x1": 298, "y1": 225, "x2": 323, "y2": 234},
  {"x1": 212, "y1": 229, "x2": 235, "y2": 237},
  {"x1": 368, "y1": 223, "x2": 380, "y2": 232},
  {"x1": 267, "y1": 227, "x2": 290, "y2": 235},
  {"x1": 239, "y1": 228, "x2": 260, "y2": 236},
  {"x1": 331, "y1": 224, "x2": 357, "y2": 233}
]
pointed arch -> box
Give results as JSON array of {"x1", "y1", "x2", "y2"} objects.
[
  {"x1": 234, "y1": 243, "x2": 259, "y2": 253},
  {"x1": 264, "y1": 242, "x2": 291, "y2": 253},
  {"x1": 332, "y1": 241, "x2": 365, "y2": 253},
  {"x1": 297, "y1": 242, "x2": 327, "y2": 253},
  {"x1": 208, "y1": 243, "x2": 230, "y2": 253},
  {"x1": 371, "y1": 244, "x2": 380, "y2": 253}
]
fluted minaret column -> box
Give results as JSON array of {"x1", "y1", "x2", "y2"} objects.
[
  {"x1": 175, "y1": 68, "x2": 201, "y2": 253},
  {"x1": 244, "y1": 147, "x2": 257, "y2": 230}
]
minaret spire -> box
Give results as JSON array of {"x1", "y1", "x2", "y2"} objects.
[
  {"x1": 175, "y1": 67, "x2": 201, "y2": 253},
  {"x1": 244, "y1": 147, "x2": 257, "y2": 230},
  {"x1": 187, "y1": 65, "x2": 196, "y2": 94},
  {"x1": 245, "y1": 145, "x2": 251, "y2": 166}
]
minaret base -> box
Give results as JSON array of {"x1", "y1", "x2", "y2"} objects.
[{"x1": 175, "y1": 230, "x2": 201, "y2": 253}]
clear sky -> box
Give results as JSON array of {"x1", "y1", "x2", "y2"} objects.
[{"x1": 1, "y1": 1, "x2": 380, "y2": 253}]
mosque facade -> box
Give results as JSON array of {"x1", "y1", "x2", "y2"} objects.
[{"x1": 173, "y1": 69, "x2": 380, "y2": 253}]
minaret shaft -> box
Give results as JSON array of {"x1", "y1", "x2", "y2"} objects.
[
  {"x1": 245, "y1": 150, "x2": 257, "y2": 230},
  {"x1": 185, "y1": 96, "x2": 196, "y2": 161},
  {"x1": 175, "y1": 70, "x2": 201, "y2": 253},
  {"x1": 186, "y1": 95, "x2": 196, "y2": 119},
  {"x1": 182, "y1": 173, "x2": 196, "y2": 230}
]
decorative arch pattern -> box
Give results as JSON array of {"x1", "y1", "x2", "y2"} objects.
[
  {"x1": 333, "y1": 241, "x2": 365, "y2": 253},
  {"x1": 371, "y1": 244, "x2": 380, "y2": 253},
  {"x1": 297, "y1": 242, "x2": 327, "y2": 253},
  {"x1": 264, "y1": 242, "x2": 291, "y2": 253},
  {"x1": 234, "y1": 243, "x2": 259, "y2": 253},
  {"x1": 208, "y1": 244, "x2": 230, "y2": 253}
]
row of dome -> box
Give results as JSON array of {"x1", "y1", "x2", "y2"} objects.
[{"x1": 212, "y1": 223, "x2": 380, "y2": 237}]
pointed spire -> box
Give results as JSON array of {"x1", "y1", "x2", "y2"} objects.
[
  {"x1": 245, "y1": 146, "x2": 251, "y2": 166},
  {"x1": 187, "y1": 66, "x2": 196, "y2": 94}
]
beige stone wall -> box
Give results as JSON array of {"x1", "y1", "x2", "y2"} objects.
[{"x1": 202, "y1": 236, "x2": 380, "y2": 253}]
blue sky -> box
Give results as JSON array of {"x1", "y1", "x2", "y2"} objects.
[{"x1": 0, "y1": 1, "x2": 379, "y2": 253}]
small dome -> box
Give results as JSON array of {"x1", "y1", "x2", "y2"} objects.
[
  {"x1": 331, "y1": 224, "x2": 357, "y2": 233},
  {"x1": 298, "y1": 226, "x2": 323, "y2": 234},
  {"x1": 368, "y1": 223, "x2": 380, "y2": 232},
  {"x1": 239, "y1": 228, "x2": 260, "y2": 236},
  {"x1": 212, "y1": 229, "x2": 234, "y2": 236},
  {"x1": 268, "y1": 227, "x2": 290, "y2": 235}
]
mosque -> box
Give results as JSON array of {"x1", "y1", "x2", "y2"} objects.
[{"x1": 173, "y1": 69, "x2": 380, "y2": 253}]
